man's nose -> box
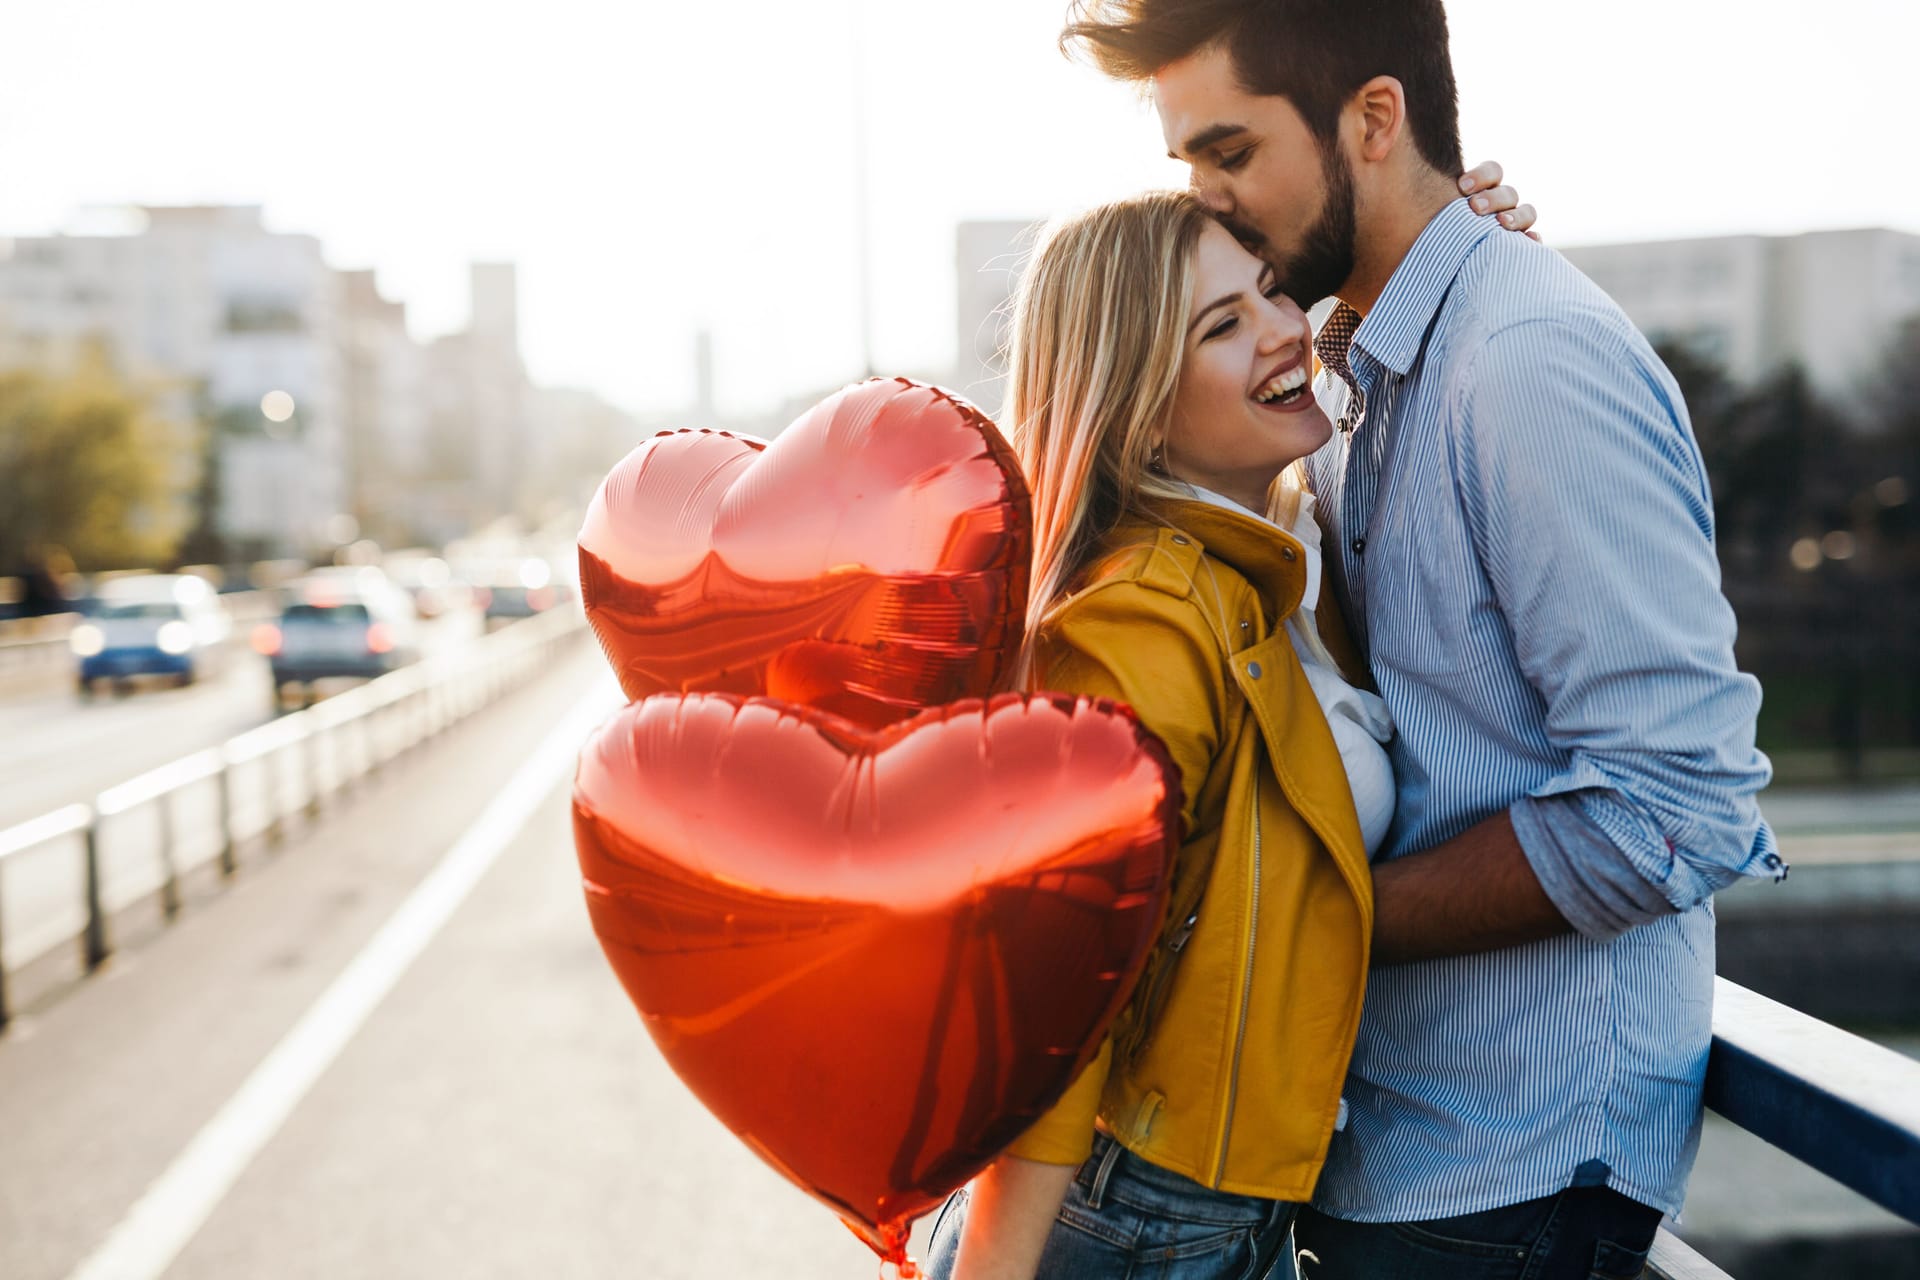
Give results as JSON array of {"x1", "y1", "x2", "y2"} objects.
[{"x1": 1188, "y1": 169, "x2": 1233, "y2": 216}]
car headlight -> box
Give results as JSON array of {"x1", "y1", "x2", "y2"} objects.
[
  {"x1": 70, "y1": 624, "x2": 105, "y2": 657},
  {"x1": 156, "y1": 621, "x2": 194, "y2": 655}
]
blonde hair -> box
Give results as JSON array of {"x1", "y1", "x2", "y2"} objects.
[{"x1": 1006, "y1": 190, "x2": 1305, "y2": 685}]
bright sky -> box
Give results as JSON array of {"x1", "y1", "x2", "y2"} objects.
[{"x1": 1, "y1": 0, "x2": 1915, "y2": 416}]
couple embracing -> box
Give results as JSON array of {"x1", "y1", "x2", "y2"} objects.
[{"x1": 924, "y1": 2, "x2": 1780, "y2": 1278}]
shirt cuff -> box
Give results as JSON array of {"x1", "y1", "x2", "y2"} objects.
[{"x1": 1511, "y1": 791, "x2": 1686, "y2": 940}]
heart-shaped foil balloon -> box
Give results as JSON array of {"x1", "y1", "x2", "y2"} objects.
[
  {"x1": 577, "y1": 377, "x2": 1031, "y2": 729},
  {"x1": 573, "y1": 691, "x2": 1179, "y2": 1265}
]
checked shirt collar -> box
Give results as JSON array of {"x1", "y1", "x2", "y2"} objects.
[{"x1": 1312, "y1": 198, "x2": 1503, "y2": 431}]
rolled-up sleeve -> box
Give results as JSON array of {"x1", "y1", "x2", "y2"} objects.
[{"x1": 1456, "y1": 316, "x2": 1782, "y2": 940}]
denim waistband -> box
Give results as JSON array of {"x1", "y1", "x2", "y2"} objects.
[{"x1": 1079, "y1": 1131, "x2": 1285, "y2": 1226}]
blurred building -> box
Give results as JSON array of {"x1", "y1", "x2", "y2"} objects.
[
  {"x1": 0, "y1": 210, "x2": 548, "y2": 558},
  {"x1": 526, "y1": 384, "x2": 641, "y2": 519},
  {"x1": 0, "y1": 206, "x2": 347, "y2": 558},
  {"x1": 338, "y1": 268, "x2": 429, "y2": 546},
  {"x1": 1561, "y1": 228, "x2": 1920, "y2": 399},
  {"x1": 954, "y1": 219, "x2": 1040, "y2": 419},
  {"x1": 416, "y1": 265, "x2": 535, "y2": 544}
]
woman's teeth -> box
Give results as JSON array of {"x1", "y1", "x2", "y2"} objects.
[{"x1": 1253, "y1": 366, "x2": 1309, "y2": 404}]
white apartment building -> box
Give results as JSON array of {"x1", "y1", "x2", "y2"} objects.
[
  {"x1": 0, "y1": 205, "x2": 347, "y2": 558},
  {"x1": 0, "y1": 211, "x2": 547, "y2": 557},
  {"x1": 1554, "y1": 227, "x2": 1920, "y2": 400},
  {"x1": 338, "y1": 268, "x2": 430, "y2": 545},
  {"x1": 413, "y1": 263, "x2": 534, "y2": 541}
]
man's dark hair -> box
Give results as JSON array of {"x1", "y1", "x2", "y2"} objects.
[{"x1": 1062, "y1": 0, "x2": 1464, "y2": 176}]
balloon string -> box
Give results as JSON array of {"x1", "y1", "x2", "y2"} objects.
[{"x1": 877, "y1": 1220, "x2": 920, "y2": 1279}]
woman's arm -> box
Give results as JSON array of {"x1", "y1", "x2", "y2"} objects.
[{"x1": 948, "y1": 1157, "x2": 1079, "y2": 1280}]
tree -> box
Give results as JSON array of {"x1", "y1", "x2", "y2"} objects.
[
  {"x1": 1862, "y1": 320, "x2": 1920, "y2": 563},
  {"x1": 0, "y1": 362, "x2": 197, "y2": 573}
]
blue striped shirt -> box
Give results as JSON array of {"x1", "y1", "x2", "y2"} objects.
[{"x1": 1303, "y1": 198, "x2": 1781, "y2": 1222}]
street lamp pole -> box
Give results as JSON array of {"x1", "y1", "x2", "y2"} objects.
[{"x1": 850, "y1": 0, "x2": 876, "y2": 380}]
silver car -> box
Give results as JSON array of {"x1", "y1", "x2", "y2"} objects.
[{"x1": 254, "y1": 569, "x2": 420, "y2": 709}]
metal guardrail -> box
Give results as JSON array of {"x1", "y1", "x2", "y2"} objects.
[
  {"x1": 0, "y1": 605, "x2": 585, "y2": 1025},
  {"x1": 1642, "y1": 977, "x2": 1920, "y2": 1279},
  {"x1": 0, "y1": 613, "x2": 83, "y2": 675}
]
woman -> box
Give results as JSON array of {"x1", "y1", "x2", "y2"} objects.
[{"x1": 926, "y1": 170, "x2": 1532, "y2": 1280}]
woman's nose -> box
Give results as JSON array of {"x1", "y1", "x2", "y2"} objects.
[{"x1": 1256, "y1": 302, "x2": 1310, "y2": 356}]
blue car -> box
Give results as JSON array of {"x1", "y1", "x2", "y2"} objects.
[{"x1": 72, "y1": 574, "x2": 233, "y2": 695}]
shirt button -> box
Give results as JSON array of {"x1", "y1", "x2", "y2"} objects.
[
  {"x1": 1247, "y1": 662, "x2": 1263, "y2": 679},
  {"x1": 1280, "y1": 546, "x2": 1297, "y2": 562},
  {"x1": 1351, "y1": 538, "x2": 1367, "y2": 555},
  {"x1": 1171, "y1": 535, "x2": 1190, "y2": 546}
]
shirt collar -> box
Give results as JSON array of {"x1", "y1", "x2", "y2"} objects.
[{"x1": 1350, "y1": 196, "x2": 1500, "y2": 377}]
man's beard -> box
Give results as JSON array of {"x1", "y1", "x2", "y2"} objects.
[{"x1": 1224, "y1": 139, "x2": 1357, "y2": 306}]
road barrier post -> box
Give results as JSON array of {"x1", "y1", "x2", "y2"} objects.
[
  {"x1": 216, "y1": 762, "x2": 236, "y2": 877},
  {"x1": 82, "y1": 819, "x2": 109, "y2": 970},
  {"x1": 158, "y1": 790, "x2": 180, "y2": 919}
]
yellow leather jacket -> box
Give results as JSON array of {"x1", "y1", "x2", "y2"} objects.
[{"x1": 1005, "y1": 496, "x2": 1375, "y2": 1202}]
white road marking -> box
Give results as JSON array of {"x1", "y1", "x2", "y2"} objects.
[{"x1": 63, "y1": 679, "x2": 620, "y2": 1280}]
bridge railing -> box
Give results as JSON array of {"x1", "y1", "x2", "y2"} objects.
[
  {"x1": 0, "y1": 605, "x2": 586, "y2": 1025},
  {"x1": 1634, "y1": 978, "x2": 1920, "y2": 1278}
]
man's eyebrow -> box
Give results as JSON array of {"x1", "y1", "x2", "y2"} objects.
[
  {"x1": 1187, "y1": 291, "x2": 1243, "y2": 336},
  {"x1": 1171, "y1": 123, "x2": 1248, "y2": 160}
]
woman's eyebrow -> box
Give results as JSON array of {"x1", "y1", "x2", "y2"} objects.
[{"x1": 1188, "y1": 292, "x2": 1243, "y2": 335}]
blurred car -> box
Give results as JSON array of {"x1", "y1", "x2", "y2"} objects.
[
  {"x1": 383, "y1": 552, "x2": 471, "y2": 620},
  {"x1": 472, "y1": 557, "x2": 569, "y2": 628},
  {"x1": 251, "y1": 568, "x2": 421, "y2": 707},
  {"x1": 72, "y1": 574, "x2": 232, "y2": 696}
]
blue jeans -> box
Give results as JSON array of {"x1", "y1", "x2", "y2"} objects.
[
  {"x1": 1292, "y1": 1186, "x2": 1661, "y2": 1280},
  {"x1": 925, "y1": 1132, "x2": 1296, "y2": 1280}
]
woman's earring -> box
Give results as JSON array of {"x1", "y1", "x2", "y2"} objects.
[{"x1": 1149, "y1": 443, "x2": 1165, "y2": 474}]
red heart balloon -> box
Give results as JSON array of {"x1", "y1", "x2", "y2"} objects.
[
  {"x1": 577, "y1": 377, "x2": 1031, "y2": 729},
  {"x1": 572, "y1": 691, "x2": 1179, "y2": 1261}
]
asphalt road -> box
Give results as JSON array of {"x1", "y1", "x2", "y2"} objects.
[{"x1": 0, "y1": 641, "x2": 909, "y2": 1280}]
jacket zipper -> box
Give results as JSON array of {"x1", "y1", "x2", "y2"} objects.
[{"x1": 1214, "y1": 778, "x2": 1261, "y2": 1185}]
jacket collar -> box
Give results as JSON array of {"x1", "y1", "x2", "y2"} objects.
[
  {"x1": 1352, "y1": 196, "x2": 1499, "y2": 377},
  {"x1": 1114, "y1": 495, "x2": 1311, "y2": 621}
]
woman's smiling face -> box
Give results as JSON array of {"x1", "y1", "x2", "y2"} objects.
[{"x1": 1160, "y1": 220, "x2": 1333, "y2": 512}]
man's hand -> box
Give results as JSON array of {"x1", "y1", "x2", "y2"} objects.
[{"x1": 1460, "y1": 160, "x2": 1541, "y2": 240}]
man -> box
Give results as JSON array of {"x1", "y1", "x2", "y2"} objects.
[{"x1": 1063, "y1": 1, "x2": 1781, "y2": 1274}]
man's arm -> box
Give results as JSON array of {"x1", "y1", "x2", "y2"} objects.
[
  {"x1": 1371, "y1": 810, "x2": 1566, "y2": 966},
  {"x1": 1373, "y1": 314, "x2": 1777, "y2": 964}
]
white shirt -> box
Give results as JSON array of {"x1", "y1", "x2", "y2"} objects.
[{"x1": 1183, "y1": 486, "x2": 1397, "y2": 856}]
